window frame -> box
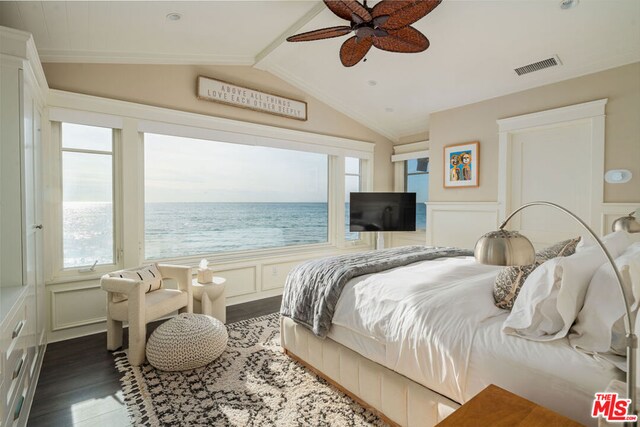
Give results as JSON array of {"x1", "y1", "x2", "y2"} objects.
[
  {"x1": 45, "y1": 96, "x2": 375, "y2": 282},
  {"x1": 51, "y1": 121, "x2": 123, "y2": 278},
  {"x1": 404, "y1": 156, "x2": 429, "y2": 232},
  {"x1": 404, "y1": 158, "x2": 429, "y2": 189},
  {"x1": 139, "y1": 131, "x2": 373, "y2": 263},
  {"x1": 344, "y1": 157, "x2": 363, "y2": 242}
]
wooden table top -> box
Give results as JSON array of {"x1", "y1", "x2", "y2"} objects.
[{"x1": 436, "y1": 384, "x2": 583, "y2": 427}]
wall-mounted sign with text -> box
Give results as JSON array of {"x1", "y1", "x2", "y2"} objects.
[{"x1": 197, "y1": 76, "x2": 307, "y2": 121}]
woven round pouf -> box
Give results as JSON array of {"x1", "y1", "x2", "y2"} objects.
[{"x1": 146, "y1": 313, "x2": 228, "y2": 371}]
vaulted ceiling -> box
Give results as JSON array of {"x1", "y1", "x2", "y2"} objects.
[{"x1": 1, "y1": 0, "x2": 638, "y2": 142}]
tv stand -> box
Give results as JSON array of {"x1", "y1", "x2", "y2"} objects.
[{"x1": 376, "y1": 232, "x2": 385, "y2": 250}]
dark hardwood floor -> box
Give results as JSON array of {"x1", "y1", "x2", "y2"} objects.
[{"x1": 27, "y1": 296, "x2": 283, "y2": 427}]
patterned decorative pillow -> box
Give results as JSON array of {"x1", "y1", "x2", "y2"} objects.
[
  {"x1": 493, "y1": 237, "x2": 580, "y2": 310},
  {"x1": 109, "y1": 264, "x2": 163, "y2": 303}
]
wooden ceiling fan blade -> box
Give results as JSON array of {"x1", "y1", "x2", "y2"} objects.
[
  {"x1": 372, "y1": 26, "x2": 430, "y2": 53},
  {"x1": 324, "y1": 0, "x2": 372, "y2": 23},
  {"x1": 286, "y1": 26, "x2": 352, "y2": 42},
  {"x1": 339, "y1": 35, "x2": 373, "y2": 67},
  {"x1": 372, "y1": 0, "x2": 441, "y2": 30}
]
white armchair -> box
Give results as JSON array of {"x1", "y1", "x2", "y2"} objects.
[{"x1": 100, "y1": 264, "x2": 193, "y2": 366}]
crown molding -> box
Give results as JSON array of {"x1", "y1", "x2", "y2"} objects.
[{"x1": 38, "y1": 49, "x2": 256, "y2": 66}]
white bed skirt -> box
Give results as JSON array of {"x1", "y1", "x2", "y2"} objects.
[{"x1": 280, "y1": 316, "x2": 460, "y2": 427}]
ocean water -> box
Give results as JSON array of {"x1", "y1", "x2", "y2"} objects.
[
  {"x1": 145, "y1": 203, "x2": 329, "y2": 259},
  {"x1": 63, "y1": 202, "x2": 427, "y2": 267},
  {"x1": 63, "y1": 202, "x2": 114, "y2": 268}
]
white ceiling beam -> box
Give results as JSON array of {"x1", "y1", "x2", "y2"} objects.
[{"x1": 253, "y1": 1, "x2": 325, "y2": 69}]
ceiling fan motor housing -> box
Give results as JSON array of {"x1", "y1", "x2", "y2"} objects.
[{"x1": 286, "y1": 0, "x2": 442, "y2": 67}]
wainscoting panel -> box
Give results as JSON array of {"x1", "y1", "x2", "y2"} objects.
[
  {"x1": 424, "y1": 202, "x2": 638, "y2": 250},
  {"x1": 46, "y1": 245, "x2": 375, "y2": 342},
  {"x1": 426, "y1": 202, "x2": 500, "y2": 249},
  {"x1": 210, "y1": 266, "x2": 256, "y2": 298},
  {"x1": 261, "y1": 261, "x2": 303, "y2": 291},
  {"x1": 49, "y1": 282, "x2": 106, "y2": 331}
]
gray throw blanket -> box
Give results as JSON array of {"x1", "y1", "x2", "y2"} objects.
[{"x1": 280, "y1": 245, "x2": 473, "y2": 338}]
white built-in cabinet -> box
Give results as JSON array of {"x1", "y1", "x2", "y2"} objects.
[{"x1": 0, "y1": 26, "x2": 48, "y2": 426}]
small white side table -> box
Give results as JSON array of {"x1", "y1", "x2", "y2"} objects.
[{"x1": 192, "y1": 277, "x2": 226, "y2": 324}]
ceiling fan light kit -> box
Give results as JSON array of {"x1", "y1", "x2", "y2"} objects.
[{"x1": 287, "y1": 0, "x2": 442, "y2": 67}]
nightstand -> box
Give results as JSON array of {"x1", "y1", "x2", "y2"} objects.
[
  {"x1": 436, "y1": 384, "x2": 581, "y2": 426},
  {"x1": 191, "y1": 277, "x2": 226, "y2": 323}
]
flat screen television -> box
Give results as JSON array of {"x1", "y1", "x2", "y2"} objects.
[{"x1": 349, "y1": 192, "x2": 416, "y2": 232}]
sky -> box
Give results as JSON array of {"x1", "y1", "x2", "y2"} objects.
[
  {"x1": 144, "y1": 133, "x2": 328, "y2": 203},
  {"x1": 62, "y1": 123, "x2": 330, "y2": 203},
  {"x1": 62, "y1": 123, "x2": 113, "y2": 203}
]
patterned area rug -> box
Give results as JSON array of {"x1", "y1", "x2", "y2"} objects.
[{"x1": 114, "y1": 313, "x2": 386, "y2": 426}]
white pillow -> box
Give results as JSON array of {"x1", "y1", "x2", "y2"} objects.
[
  {"x1": 569, "y1": 243, "x2": 640, "y2": 359},
  {"x1": 109, "y1": 263, "x2": 163, "y2": 302},
  {"x1": 576, "y1": 230, "x2": 633, "y2": 258},
  {"x1": 503, "y1": 246, "x2": 607, "y2": 341}
]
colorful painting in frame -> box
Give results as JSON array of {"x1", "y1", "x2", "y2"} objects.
[{"x1": 443, "y1": 141, "x2": 479, "y2": 188}]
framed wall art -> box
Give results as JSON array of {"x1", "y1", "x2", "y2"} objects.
[{"x1": 443, "y1": 141, "x2": 479, "y2": 188}]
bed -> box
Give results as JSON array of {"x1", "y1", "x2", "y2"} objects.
[{"x1": 280, "y1": 253, "x2": 624, "y2": 426}]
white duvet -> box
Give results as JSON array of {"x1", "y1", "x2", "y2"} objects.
[
  {"x1": 330, "y1": 256, "x2": 622, "y2": 425},
  {"x1": 332, "y1": 256, "x2": 503, "y2": 402}
]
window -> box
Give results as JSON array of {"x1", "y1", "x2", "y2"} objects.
[
  {"x1": 61, "y1": 123, "x2": 115, "y2": 268},
  {"x1": 345, "y1": 157, "x2": 361, "y2": 241},
  {"x1": 144, "y1": 133, "x2": 329, "y2": 259},
  {"x1": 405, "y1": 157, "x2": 429, "y2": 230}
]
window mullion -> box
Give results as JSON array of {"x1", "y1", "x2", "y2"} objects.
[
  {"x1": 112, "y1": 129, "x2": 123, "y2": 269},
  {"x1": 404, "y1": 157, "x2": 429, "y2": 232}
]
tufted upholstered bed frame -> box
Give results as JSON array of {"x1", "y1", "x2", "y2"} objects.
[{"x1": 280, "y1": 316, "x2": 460, "y2": 427}]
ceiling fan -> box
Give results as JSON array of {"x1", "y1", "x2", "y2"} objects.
[{"x1": 286, "y1": 0, "x2": 442, "y2": 67}]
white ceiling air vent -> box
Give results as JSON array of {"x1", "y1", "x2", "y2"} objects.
[{"x1": 514, "y1": 55, "x2": 562, "y2": 76}]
